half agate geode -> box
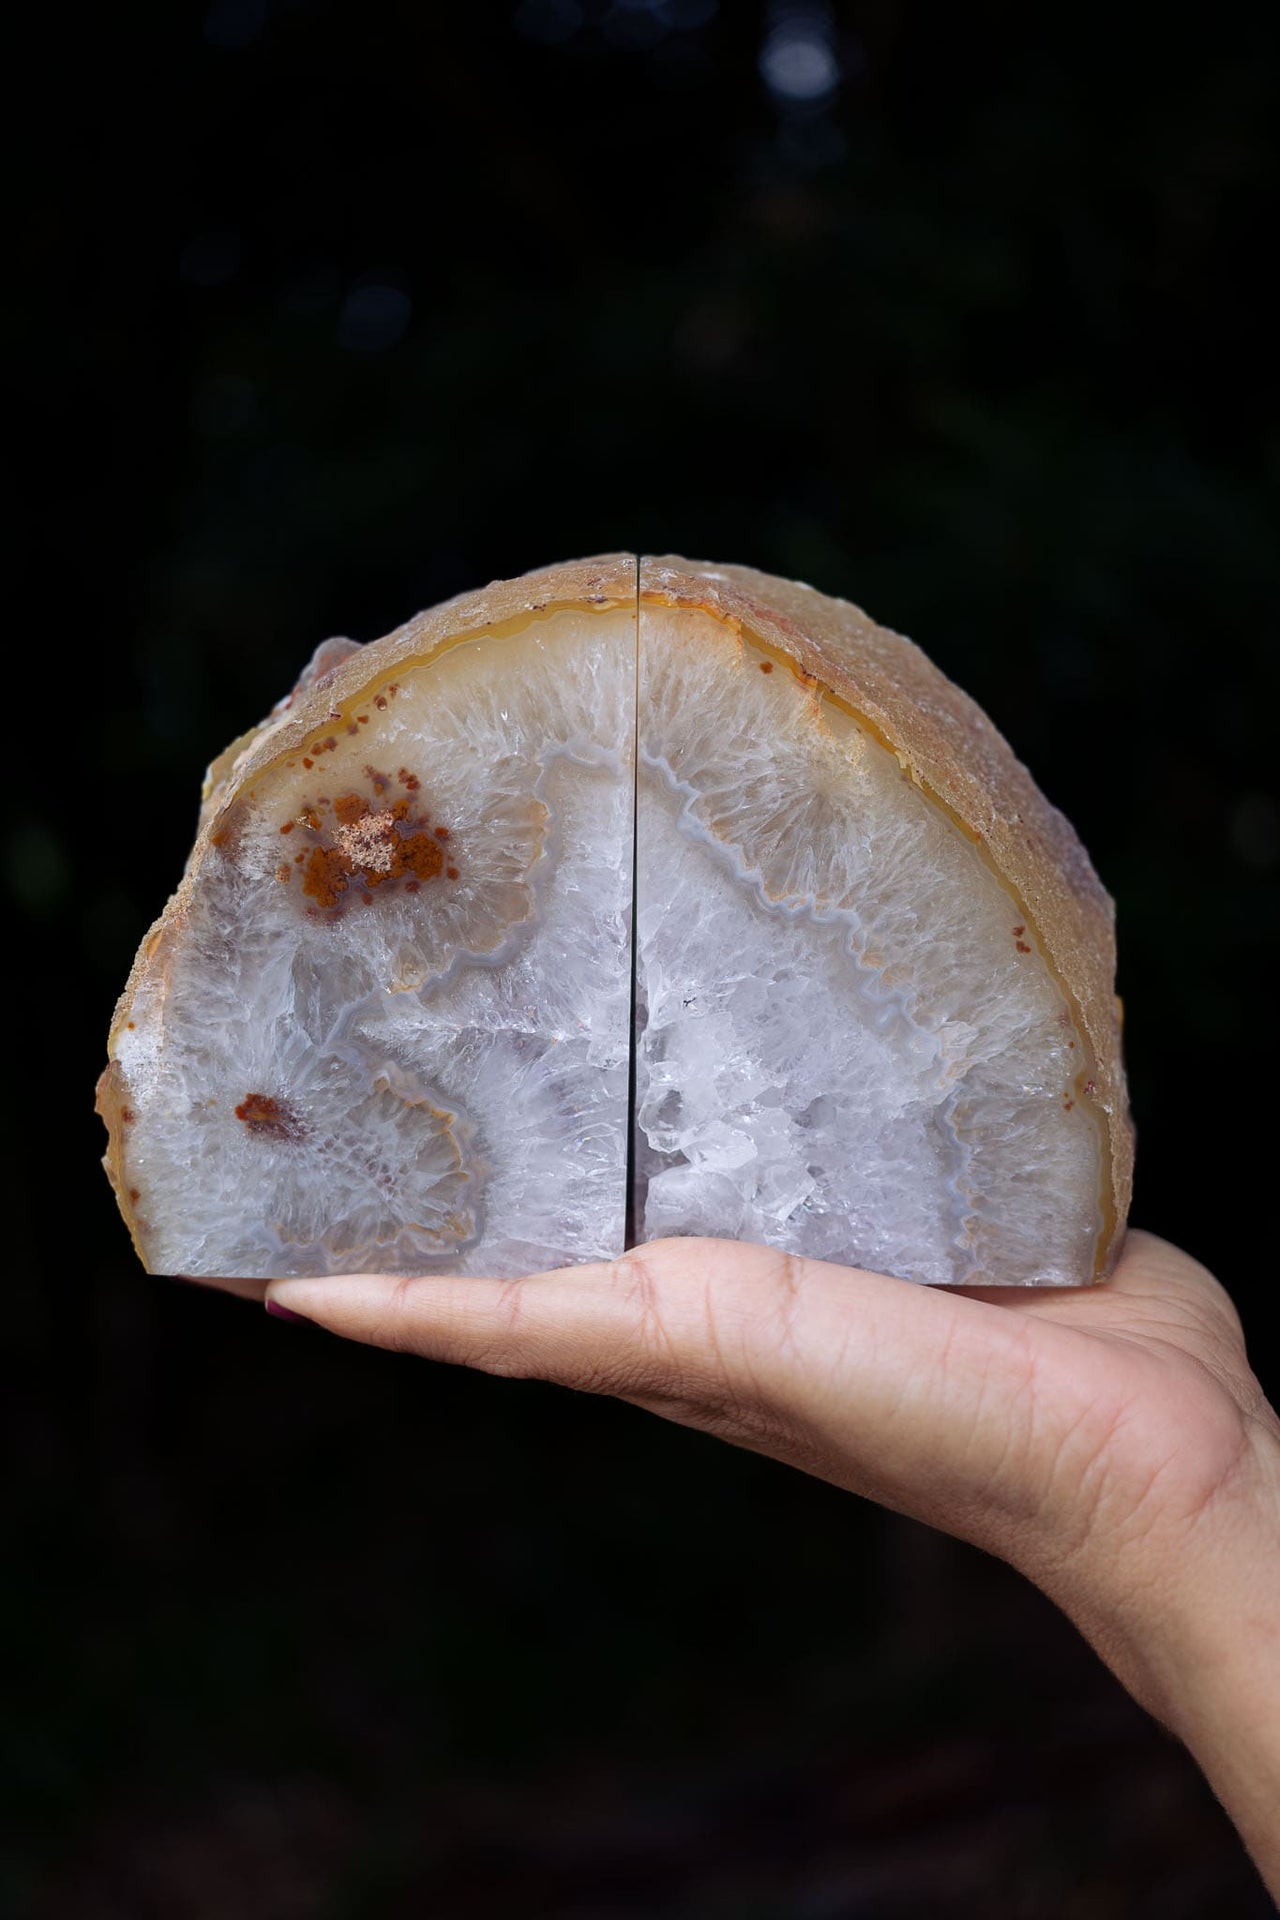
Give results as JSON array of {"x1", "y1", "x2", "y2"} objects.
[{"x1": 97, "y1": 555, "x2": 1132, "y2": 1287}]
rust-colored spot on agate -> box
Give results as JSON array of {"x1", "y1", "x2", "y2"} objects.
[
  {"x1": 296, "y1": 772, "x2": 448, "y2": 915},
  {"x1": 301, "y1": 844, "x2": 352, "y2": 909},
  {"x1": 401, "y1": 833, "x2": 446, "y2": 883},
  {"x1": 235, "y1": 1093, "x2": 305, "y2": 1141}
]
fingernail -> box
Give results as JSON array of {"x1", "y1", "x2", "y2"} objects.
[{"x1": 266, "y1": 1300, "x2": 310, "y2": 1324}]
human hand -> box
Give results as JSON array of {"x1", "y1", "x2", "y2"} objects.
[{"x1": 264, "y1": 1231, "x2": 1280, "y2": 1890}]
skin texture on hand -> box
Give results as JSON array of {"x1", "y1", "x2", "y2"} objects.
[{"x1": 262, "y1": 1232, "x2": 1280, "y2": 1895}]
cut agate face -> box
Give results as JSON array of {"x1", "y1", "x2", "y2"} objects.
[{"x1": 99, "y1": 555, "x2": 1132, "y2": 1287}]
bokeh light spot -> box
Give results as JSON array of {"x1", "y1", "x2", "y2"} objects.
[{"x1": 760, "y1": 21, "x2": 840, "y2": 103}]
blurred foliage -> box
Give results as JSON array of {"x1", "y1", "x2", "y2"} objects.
[{"x1": 5, "y1": 0, "x2": 1278, "y2": 1911}]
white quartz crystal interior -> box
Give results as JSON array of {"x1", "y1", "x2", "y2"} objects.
[
  {"x1": 115, "y1": 609, "x2": 636, "y2": 1277},
  {"x1": 111, "y1": 597, "x2": 1107, "y2": 1285},
  {"x1": 633, "y1": 605, "x2": 1103, "y2": 1286}
]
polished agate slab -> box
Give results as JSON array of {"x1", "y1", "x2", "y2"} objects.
[
  {"x1": 100, "y1": 575, "x2": 637, "y2": 1279},
  {"x1": 635, "y1": 602, "x2": 1102, "y2": 1285},
  {"x1": 100, "y1": 556, "x2": 1131, "y2": 1286}
]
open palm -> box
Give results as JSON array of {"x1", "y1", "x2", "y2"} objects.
[
  {"x1": 265, "y1": 1233, "x2": 1270, "y2": 1658},
  {"x1": 264, "y1": 1228, "x2": 1280, "y2": 1887}
]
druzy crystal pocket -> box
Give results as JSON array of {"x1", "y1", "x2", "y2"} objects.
[{"x1": 99, "y1": 555, "x2": 1131, "y2": 1286}]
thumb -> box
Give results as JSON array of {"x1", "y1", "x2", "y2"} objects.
[{"x1": 263, "y1": 1240, "x2": 1066, "y2": 1536}]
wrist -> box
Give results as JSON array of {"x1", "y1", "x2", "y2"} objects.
[
  {"x1": 1064, "y1": 1414, "x2": 1280, "y2": 1889},
  {"x1": 1135, "y1": 1413, "x2": 1280, "y2": 1719}
]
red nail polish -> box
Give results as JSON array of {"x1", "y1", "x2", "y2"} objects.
[{"x1": 266, "y1": 1300, "x2": 309, "y2": 1324}]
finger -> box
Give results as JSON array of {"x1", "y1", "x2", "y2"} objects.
[
  {"x1": 263, "y1": 1239, "x2": 1095, "y2": 1536},
  {"x1": 264, "y1": 1239, "x2": 943, "y2": 1399}
]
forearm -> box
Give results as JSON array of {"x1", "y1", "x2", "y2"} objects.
[
  {"x1": 1166, "y1": 1615, "x2": 1280, "y2": 1892},
  {"x1": 1151, "y1": 1555, "x2": 1280, "y2": 1888},
  {"x1": 1063, "y1": 1427, "x2": 1280, "y2": 1895}
]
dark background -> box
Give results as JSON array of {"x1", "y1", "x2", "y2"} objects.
[{"x1": 6, "y1": 1, "x2": 1279, "y2": 1913}]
